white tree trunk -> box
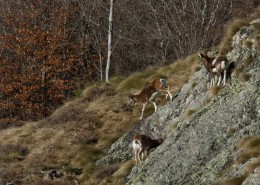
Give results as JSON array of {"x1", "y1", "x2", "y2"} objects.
[{"x1": 106, "y1": 0, "x2": 114, "y2": 83}]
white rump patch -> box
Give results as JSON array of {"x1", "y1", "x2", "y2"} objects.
[
  {"x1": 133, "y1": 140, "x2": 141, "y2": 150},
  {"x1": 212, "y1": 68, "x2": 217, "y2": 72},
  {"x1": 221, "y1": 61, "x2": 226, "y2": 69}
]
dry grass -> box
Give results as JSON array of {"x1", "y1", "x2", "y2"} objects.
[
  {"x1": 238, "y1": 72, "x2": 251, "y2": 82},
  {"x1": 29, "y1": 179, "x2": 77, "y2": 185},
  {"x1": 117, "y1": 53, "x2": 200, "y2": 94},
  {"x1": 231, "y1": 68, "x2": 242, "y2": 78},
  {"x1": 226, "y1": 127, "x2": 237, "y2": 137},
  {"x1": 245, "y1": 157, "x2": 260, "y2": 175},
  {"x1": 252, "y1": 22, "x2": 260, "y2": 50},
  {"x1": 112, "y1": 160, "x2": 135, "y2": 179},
  {"x1": 0, "y1": 51, "x2": 201, "y2": 184},
  {"x1": 212, "y1": 176, "x2": 247, "y2": 185},
  {"x1": 241, "y1": 56, "x2": 253, "y2": 68},
  {"x1": 209, "y1": 86, "x2": 224, "y2": 98},
  {"x1": 116, "y1": 70, "x2": 155, "y2": 92},
  {"x1": 250, "y1": 5, "x2": 260, "y2": 19},
  {"x1": 191, "y1": 82, "x2": 198, "y2": 89},
  {"x1": 94, "y1": 164, "x2": 120, "y2": 179},
  {"x1": 83, "y1": 84, "x2": 117, "y2": 102},
  {"x1": 242, "y1": 39, "x2": 253, "y2": 48},
  {"x1": 252, "y1": 22, "x2": 260, "y2": 33},
  {"x1": 235, "y1": 135, "x2": 260, "y2": 164},
  {"x1": 219, "y1": 19, "x2": 250, "y2": 55},
  {"x1": 82, "y1": 161, "x2": 133, "y2": 185},
  {"x1": 109, "y1": 75, "x2": 126, "y2": 84},
  {"x1": 0, "y1": 166, "x2": 24, "y2": 185},
  {"x1": 203, "y1": 97, "x2": 211, "y2": 106},
  {"x1": 254, "y1": 34, "x2": 260, "y2": 50},
  {"x1": 167, "y1": 122, "x2": 179, "y2": 135},
  {"x1": 185, "y1": 109, "x2": 197, "y2": 118},
  {"x1": 0, "y1": 144, "x2": 28, "y2": 162},
  {"x1": 74, "y1": 145, "x2": 104, "y2": 168}
]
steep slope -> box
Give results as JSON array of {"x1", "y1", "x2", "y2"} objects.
[
  {"x1": 97, "y1": 20, "x2": 260, "y2": 185},
  {"x1": 0, "y1": 41, "x2": 200, "y2": 184},
  {"x1": 0, "y1": 19, "x2": 259, "y2": 185}
]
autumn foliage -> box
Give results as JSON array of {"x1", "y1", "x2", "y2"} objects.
[{"x1": 0, "y1": 0, "x2": 97, "y2": 127}]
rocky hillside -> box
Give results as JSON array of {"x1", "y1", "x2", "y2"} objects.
[{"x1": 97, "y1": 20, "x2": 260, "y2": 184}]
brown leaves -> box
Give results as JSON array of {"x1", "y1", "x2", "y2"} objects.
[{"x1": 0, "y1": 0, "x2": 96, "y2": 127}]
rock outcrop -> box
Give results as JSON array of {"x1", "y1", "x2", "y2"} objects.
[{"x1": 97, "y1": 19, "x2": 260, "y2": 185}]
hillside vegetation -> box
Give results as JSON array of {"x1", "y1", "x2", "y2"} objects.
[
  {"x1": 99, "y1": 19, "x2": 260, "y2": 185},
  {"x1": 0, "y1": 52, "x2": 200, "y2": 184},
  {"x1": 0, "y1": 15, "x2": 260, "y2": 185}
]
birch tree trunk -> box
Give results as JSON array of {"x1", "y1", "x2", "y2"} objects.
[{"x1": 106, "y1": 0, "x2": 114, "y2": 83}]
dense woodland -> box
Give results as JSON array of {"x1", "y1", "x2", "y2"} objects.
[{"x1": 0, "y1": 0, "x2": 259, "y2": 126}]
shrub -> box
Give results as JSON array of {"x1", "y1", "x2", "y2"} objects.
[
  {"x1": 94, "y1": 164, "x2": 119, "y2": 179},
  {"x1": 0, "y1": 144, "x2": 29, "y2": 162}
]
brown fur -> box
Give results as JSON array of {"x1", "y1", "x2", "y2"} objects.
[
  {"x1": 199, "y1": 53, "x2": 228, "y2": 87},
  {"x1": 129, "y1": 79, "x2": 170, "y2": 103},
  {"x1": 128, "y1": 78, "x2": 173, "y2": 120},
  {"x1": 132, "y1": 134, "x2": 163, "y2": 164}
]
